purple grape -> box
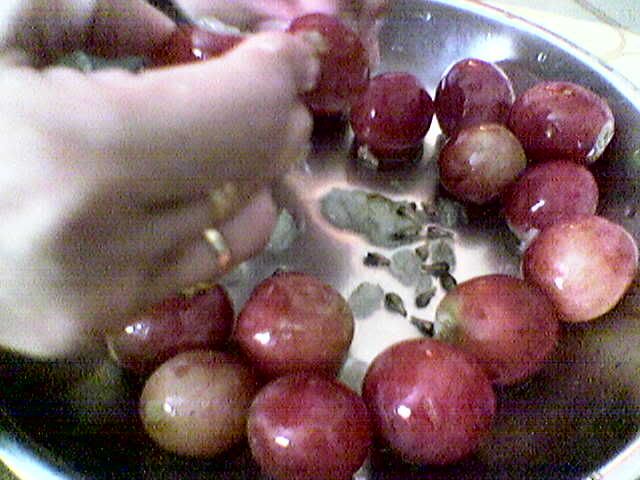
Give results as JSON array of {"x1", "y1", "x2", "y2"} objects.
[
  {"x1": 502, "y1": 160, "x2": 599, "y2": 242},
  {"x1": 288, "y1": 13, "x2": 369, "y2": 117},
  {"x1": 148, "y1": 25, "x2": 244, "y2": 66},
  {"x1": 107, "y1": 283, "x2": 235, "y2": 375},
  {"x1": 435, "y1": 58, "x2": 515, "y2": 136},
  {"x1": 508, "y1": 81, "x2": 615, "y2": 164},
  {"x1": 438, "y1": 123, "x2": 527, "y2": 204},
  {"x1": 522, "y1": 215, "x2": 638, "y2": 322},
  {"x1": 435, "y1": 274, "x2": 560, "y2": 385},
  {"x1": 247, "y1": 373, "x2": 372, "y2": 480},
  {"x1": 362, "y1": 338, "x2": 496, "y2": 466},
  {"x1": 234, "y1": 271, "x2": 354, "y2": 378},
  {"x1": 350, "y1": 72, "x2": 434, "y2": 159}
]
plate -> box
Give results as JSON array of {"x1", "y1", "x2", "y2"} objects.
[{"x1": 1, "y1": 0, "x2": 640, "y2": 479}]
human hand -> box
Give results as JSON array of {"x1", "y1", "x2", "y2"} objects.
[
  {"x1": 0, "y1": 0, "x2": 320, "y2": 358},
  {"x1": 174, "y1": 0, "x2": 389, "y2": 66}
]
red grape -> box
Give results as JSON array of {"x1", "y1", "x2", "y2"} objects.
[
  {"x1": 247, "y1": 373, "x2": 372, "y2": 480},
  {"x1": 502, "y1": 160, "x2": 599, "y2": 242},
  {"x1": 522, "y1": 215, "x2": 638, "y2": 322},
  {"x1": 349, "y1": 72, "x2": 435, "y2": 160},
  {"x1": 438, "y1": 123, "x2": 527, "y2": 204},
  {"x1": 508, "y1": 81, "x2": 615, "y2": 164},
  {"x1": 139, "y1": 350, "x2": 259, "y2": 457},
  {"x1": 148, "y1": 25, "x2": 243, "y2": 67},
  {"x1": 435, "y1": 274, "x2": 560, "y2": 385},
  {"x1": 234, "y1": 271, "x2": 354, "y2": 378},
  {"x1": 107, "y1": 283, "x2": 234, "y2": 375},
  {"x1": 435, "y1": 58, "x2": 515, "y2": 137},
  {"x1": 287, "y1": 13, "x2": 369, "y2": 117},
  {"x1": 362, "y1": 338, "x2": 496, "y2": 466}
]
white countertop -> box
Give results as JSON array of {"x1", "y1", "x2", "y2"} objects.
[{"x1": 477, "y1": 0, "x2": 640, "y2": 88}]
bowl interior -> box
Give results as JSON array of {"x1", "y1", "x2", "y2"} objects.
[{"x1": 1, "y1": 1, "x2": 640, "y2": 479}]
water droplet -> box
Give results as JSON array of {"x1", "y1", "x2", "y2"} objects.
[{"x1": 537, "y1": 52, "x2": 548, "y2": 63}]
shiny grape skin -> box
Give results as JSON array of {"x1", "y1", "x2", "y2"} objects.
[
  {"x1": 148, "y1": 25, "x2": 243, "y2": 66},
  {"x1": 522, "y1": 215, "x2": 639, "y2": 322},
  {"x1": 362, "y1": 338, "x2": 496, "y2": 466},
  {"x1": 507, "y1": 81, "x2": 615, "y2": 164},
  {"x1": 234, "y1": 271, "x2": 354, "y2": 378},
  {"x1": 247, "y1": 373, "x2": 372, "y2": 480},
  {"x1": 437, "y1": 123, "x2": 527, "y2": 205},
  {"x1": 502, "y1": 160, "x2": 599, "y2": 242},
  {"x1": 349, "y1": 72, "x2": 435, "y2": 158},
  {"x1": 107, "y1": 283, "x2": 235, "y2": 375},
  {"x1": 288, "y1": 13, "x2": 369, "y2": 117},
  {"x1": 435, "y1": 274, "x2": 560, "y2": 386},
  {"x1": 435, "y1": 58, "x2": 515, "y2": 137},
  {"x1": 139, "y1": 350, "x2": 260, "y2": 457}
]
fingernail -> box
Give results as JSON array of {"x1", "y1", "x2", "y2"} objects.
[
  {"x1": 292, "y1": 30, "x2": 326, "y2": 93},
  {"x1": 279, "y1": 106, "x2": 313, "y2": 171}
]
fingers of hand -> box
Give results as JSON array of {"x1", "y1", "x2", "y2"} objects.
[
  {"x1": 5, "y1": 187, "x2": 277, "y2": 359},
  {"x1": 174, "y1": 0, "x2": 299, "y2": 30},
  {"x1": 141, "y1": 188, "x2": 278, "y2": 304},
  {"x1": 86, "y1": 31, "x2": 318, "y2": 185},
  {"x1": 208, "y1": 179, "x2": 265, "y2": 224},
  {"x1": 85, "y1": 0, "x2": 176, "y2": 58},
  {"x1": 0, "y1": 0, "x2": 175, "y2": 64},
  {"x1": 230, "y1": 31, "x2": 320, "y2": 95}
]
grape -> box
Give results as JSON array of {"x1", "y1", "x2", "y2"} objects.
[
  {"x1": 522, "y1": 215, "x2": 639, "y2": 322},
  {"x1": 148, "y1": 25, "x2": 243, "y2": 67},
  {"x1": 139, "y1": 350, "x2": 259, "y2": 457},
  {"x1": 435, "y1": 274, "x2": 560, "y2": 385},
  {"x1": 502, "y1": 160, "x2": 599, "y2": 242},
  {"x1": 435, "y1": 58, "x2": 515, "y2": 137},
  {"x1": 247, "y1": 373, "x2": 372, "y2": 480},
  {"x1": 234, "y1": 271, "x2": 354, "y2": 378},
  {"x1": 362, "y1": 338, "x2": 496, "y2": 466},
  {"x1": 106, "y1": 283, "x2": 234, "y2": 375},
  {"x1": 507, "y1": 81, "x2": 615, "y2": 164},
  {"x1": 349, "y1": 72, "x2": 434, "y2": 160},
  {"x1": 437, "y1": 123, "x2": 527, "y2": 204},
  {"x1": 287, "y1": 13, "x2": 369, "y2": 117}
]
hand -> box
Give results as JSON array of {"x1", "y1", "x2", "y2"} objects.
[
  {"x1": 174, "y1": 0, "x2": 389, "y2": 66},
  {"x1": 0, "y1": 0, "x2": 320, "y2": 358}
]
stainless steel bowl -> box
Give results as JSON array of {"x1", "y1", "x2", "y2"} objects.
[{"x1": 1, "y1": 0, "x2": 639, "y2": 479}]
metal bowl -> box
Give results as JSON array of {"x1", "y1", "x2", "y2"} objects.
[{"x1": 1, "y1": 0, "x2": 640, "y2": 479}]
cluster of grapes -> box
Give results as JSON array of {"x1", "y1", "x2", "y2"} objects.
[
  {"x1": 107, "y1": 272, "x2": 369, "y2": 479},
  {"x1": 108, "y1": 268, "x2": 504, "y2": 477},
  {"x1": 433, "y1": 62, "x2": 636, "y2": 329},
  {"x1": 126, "y1": 10, "x2": 640, "y2": 479},
  {"x1": 345, "y1": 35, "x2": 639, "y2": 468}
]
